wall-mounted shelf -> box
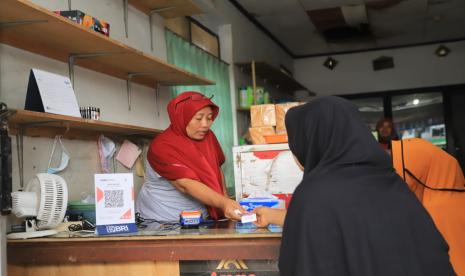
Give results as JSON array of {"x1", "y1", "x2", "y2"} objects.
[
  {"x1": 8, "y1": 110, "x2": 162, "y2": 140},
  {"x1": 235, "y1": 61, "x2": 315, "y2": 96},
  {"x1": 0, "y1": 0, "x2": 214, "y2": 88},
  {"x1": 129, "y1": 0, "x2": 203, "y2": 18}
]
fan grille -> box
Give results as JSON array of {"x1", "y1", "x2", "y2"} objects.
[{"x1": 28, "y1": 174, "x2": 68, "y2": 229}]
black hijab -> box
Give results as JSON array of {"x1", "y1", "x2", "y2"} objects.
[{"x1": 279, "y1": 96, "x2": 454, "y2": 276}]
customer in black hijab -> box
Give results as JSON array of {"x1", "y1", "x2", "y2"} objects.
[{"x1": 279, "y1": 96, "x2": 454, "y2": 276}]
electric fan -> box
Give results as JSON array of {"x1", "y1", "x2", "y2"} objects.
[{"x1": 7, "y1": 173, "x2": 68, "y2": 239}]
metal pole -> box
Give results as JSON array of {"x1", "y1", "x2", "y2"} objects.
[
  {"x1": 155, "y1": 83, "x2": 160, "y2": 117},
  {"x1": 251, "y1": 60, "x2": 257, "y2": 105},
  {"x1": 126, "y1": 77, "x2": 132, "y2": 111},
  {"x1": 123, "y1": 0, "x2": 129, "y2": 38},
  {"x1": 16, "y1": 129, "x2": 24, "y2": 189},
  {"x1": 149, "y1": 14, "x2": 154, "y2": 51}
]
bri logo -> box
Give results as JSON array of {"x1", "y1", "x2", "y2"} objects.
[{"x1": 106, "y1": 225, "x2": 129, "y2": 233}]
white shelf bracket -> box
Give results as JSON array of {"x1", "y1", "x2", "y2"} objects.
[
  {"x1": 68, "y1": 52, "x2": 123, "y2": 88},
  {"x1": 126, "y1": 73, "x2": 158, "y2": 111},
  {"x1": 149, "y1": 7, "x2": 175, "y2": 51}
]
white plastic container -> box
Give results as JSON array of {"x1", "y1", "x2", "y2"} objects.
[{"x1": 232, "y1": 144, "x2": 303, "y2": 207}]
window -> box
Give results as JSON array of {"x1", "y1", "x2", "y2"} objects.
[
  {"x1": 164, "y1": 17, "x2": 220, "y2": 59},
  {"x1": 190, "y1": 20, "x2": 220, "y2": 58},
  {"x1": 350, "y1": 97, "x2": 384, "y2": 138},
  {"x1": 392, "y1": 92, "x2": 446, "y2": 147}
]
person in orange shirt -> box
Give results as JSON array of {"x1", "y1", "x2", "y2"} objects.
[{"x1": 391, "y1": 138, "x2": 465, "y2": 276}]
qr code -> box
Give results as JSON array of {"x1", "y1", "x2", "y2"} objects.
[{"x1": 104, "y1": 190, "x2": 124, "y2": 208}]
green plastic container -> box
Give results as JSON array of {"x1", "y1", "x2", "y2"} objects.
[
  {"x1": 246, "y1": 86, "x2": 254, "y2": 107},
  {"x1": 67, "y1": 200, "x2": 96, "y2": 224}
]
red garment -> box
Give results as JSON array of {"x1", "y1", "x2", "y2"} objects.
[
  {"x1": 148, "y1": 91, "x2": 225, "y2": 219},
  {"x1": 379, "y1": 142, "x2": 389, "y2": 150}
]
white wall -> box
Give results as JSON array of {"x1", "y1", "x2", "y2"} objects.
[
  {"x1": 0, "y1": 0, "x2": 172, "y2": 212},
  {"x1": 294, "y1": 40, "x2": 465, "y2": 96},
  {"x1": 194, "y1": 0, "x2": 293, "y2": 70},
  {"x1": 193, "y1": 0, "x2": 295, "y2": 139}
]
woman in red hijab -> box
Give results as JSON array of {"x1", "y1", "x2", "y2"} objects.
[{"x1": 136, "y1": 92, "x2": 243, "y2": 222}]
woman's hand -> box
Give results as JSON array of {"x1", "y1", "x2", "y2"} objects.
[
  {"x1": 221, "y1": 198, "x2": 245, "y2": 221},
  {"x1": 253, "y1": 207, "x2": 287, "y2": 227},
  {"x1": 253, "y1": 207, "x2": 273, "y2": 227},
  {"x1": 171, "y1": 178, "x2": 246, "y2": 221}
]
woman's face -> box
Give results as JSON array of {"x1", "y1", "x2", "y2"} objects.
[
  {"x1": 378, "y1": 121, "x2": 393, "y2": 139},
  {"x1": 186, "y1": 106, "x2": 214, "y2": 140}
]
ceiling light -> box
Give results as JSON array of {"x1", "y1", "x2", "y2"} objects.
[
  {"x1": 432, "y1": 15, "x2": 442, "y2": 22},
  {"x1": 413, "y1": 99, "x2": 420, "y2": 105},
  {"x1": 323, "y1": 57, "x2": 338, "y2": 70},
  {"x1": 435, "y1": 45, "x2": 450, "y2": 57},
  {"x1": 373, "y1": 56, "x2": 394, "y2": 71}
]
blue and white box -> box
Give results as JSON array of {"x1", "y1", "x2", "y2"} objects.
[
  {"x1": 239, "y1": 197, "x2": 280, "y2": 212},
  {"x1": 236, "y1": 197, "x2": 280, "y2": 230}
]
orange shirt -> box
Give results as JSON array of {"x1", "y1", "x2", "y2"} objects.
[{"x1": 392, "y1": 138, "x2": 465, "y2": 276}]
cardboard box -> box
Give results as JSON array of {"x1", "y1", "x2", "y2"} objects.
[
  {"x1": 275, "y1": 102, "x2": 302, "y2": 133},
  {"x1": 249, "y1": 126, "x2": 275, "y2": 145},
  {"x1": 250, "y1": 104, "x2": 276, "y2": 127},
  {"x1": 55, "y1": 10, "x2": 110, "y2": 36}
]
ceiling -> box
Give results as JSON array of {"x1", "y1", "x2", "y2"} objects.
[{"x1": 233, "y1": 0, "x2": 465, "y2": 57}]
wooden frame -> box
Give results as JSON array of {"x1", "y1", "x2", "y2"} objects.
[{"x1": 188, "y1": 17, "x2": 221, "y2": 59}]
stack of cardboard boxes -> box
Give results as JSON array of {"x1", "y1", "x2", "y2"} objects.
[{"x1": 249, "y1": 102, "x2": 302, "y2": 144}]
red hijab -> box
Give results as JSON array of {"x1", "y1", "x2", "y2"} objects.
[{"x1": 148, "y1": 91, "x2": 225, "y2": 219}]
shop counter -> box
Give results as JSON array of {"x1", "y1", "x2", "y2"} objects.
[{"x1": 7, "y1": 221, "x2": 281, "y2": 275}]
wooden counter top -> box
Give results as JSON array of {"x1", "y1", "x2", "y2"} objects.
[{"x1": 8, "y1": 228, "x2": 282, "y2": 264}]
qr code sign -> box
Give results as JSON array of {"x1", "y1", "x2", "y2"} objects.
[{"x1": 104, "y1": 190, "x2": 124, "y2": 208}]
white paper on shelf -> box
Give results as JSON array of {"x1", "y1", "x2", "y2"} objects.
[{"x1": 32, "y1": 68, "x2": 81, "y2": 117}]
